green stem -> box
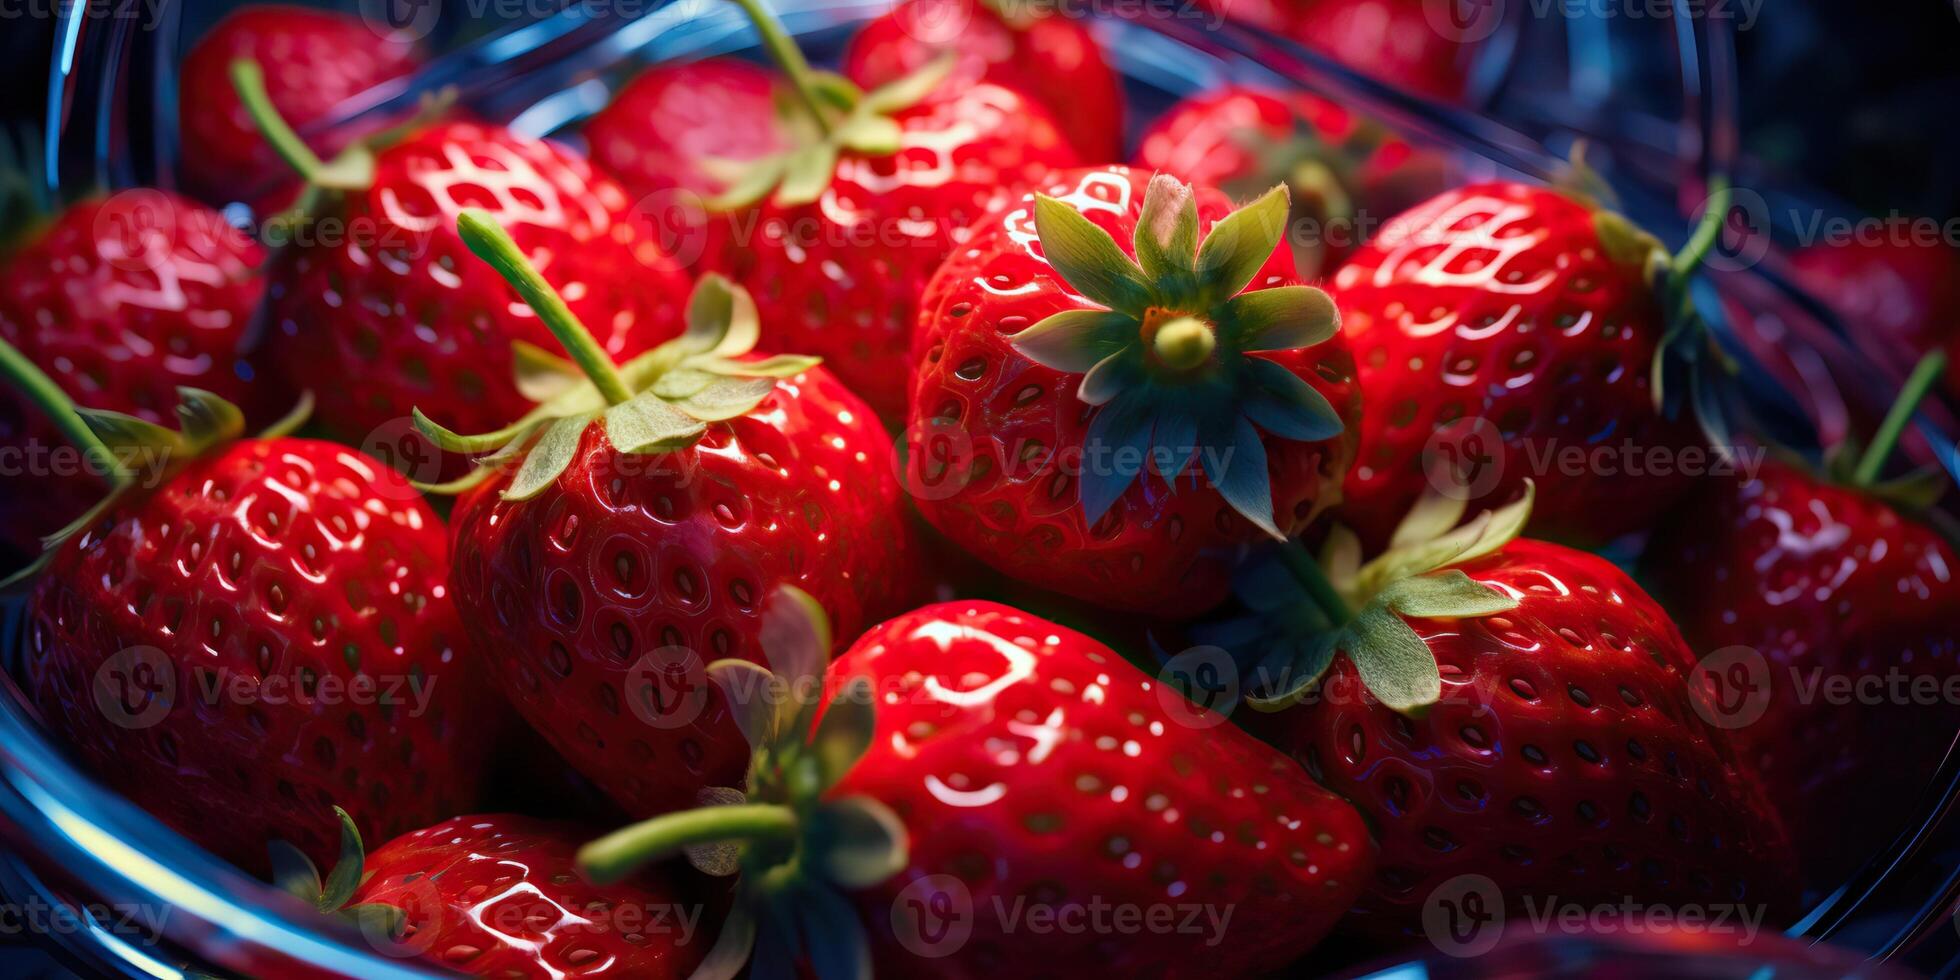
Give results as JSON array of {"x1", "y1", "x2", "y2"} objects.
[
  {"x1": 578, "y1": 804, "x2": 797, "y2": 885},
  {"x1": 1854, "y1": 350, "x2": 1949, "y2": 486},
  {"x1": 728, "y1": 0, "x2": 834, "y2": 137},
  {"x1": 1671, "y1": 175, "x2": 1731, "y2": 284},
  {"x1": 455, "y1": 210, "x2": 634, "y2": 406},
  {"x1": 1276, "y1": 540, "x2": 1352, "y2": 627},
  {"x1": 0, "y1": 337, "x2": 128, "y2": 489},
  {"x1": 228, "y1": 60, "x2": 331, "y2": 183}
]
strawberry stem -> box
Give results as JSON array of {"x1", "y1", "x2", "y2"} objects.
[
  {"x1": 0, "y1": 337, "x2": 128, "y2": 489},
  {"x1": 728, "y1": 0, "x2": 834, "y2": 137},
  {"x1": 1853, "y1": 350, "x2": 1948, "y2": 487},
  {"x1": 578, "y1": 803, "x2": 797, "y2": 885},
  {"x1": 455, "y1": 210, "x2": 634, "y2": 407},
  {"x1": 1276, "y1": 540, "x2": 1352, "y2": 627},
  {"x1": 228, "y1": 59, "x2": 331, "y2": 184},
  {"x1": 1671, "y1": 175, "x2": 1730, "y2": 283}
]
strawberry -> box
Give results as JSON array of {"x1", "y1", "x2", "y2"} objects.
[
  {"x1": 0, "y1": 191, "x2": 268, "y2": 558},
  {"x1": 418, "y1": 211, "x2": 917, "y2": 820},
  {"x1": 1224, "y1": 487, "x2": 1797, "y2": 943},
  {"x1": 179, "y1": 5, "x2": 423, "y2": 202},
  {"x1": 578, "y1": 590, "x2": 1373, "y2": 978},
  {"x1": 583, "y1": 58, "x2": 793, "y2": 207},
  {"x1": 1328, "y1": 179, "x2": 1714, "y2": 552},
  {"x1": 842, "y1": 0, "x2": 1124, "y2": 162},
  {"x1": 1789, "y1": 234, "x2": 1960, "y2": 396},
  {"x1": 907, "y1": 167, "x2": 1360, "y2": 616},
  {"x1": 1641, "y1": 354, "x2": 1960, "y2": 884},
  {"x1": 1, "y1": 347, "x2": 504, "y2": 874},
  {"x1": 1218, "y1": 0, "x2": 1484, "y2": 102},
  {"x1": 270, "y1": 808, "x2": 717, "y2": 978},
  {"x1": 226, "y1": 61, "x2": 691, "y2": 448}
]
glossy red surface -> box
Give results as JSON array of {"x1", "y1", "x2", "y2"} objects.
[
  {"x1": 1252, "y1": 539, "x2": 1798, "y2": 941},
  {"x1": 826, "y1": 601, "x2": 1372, "y2": 978},
  {"x1": 1789, "y1": 236, "x2": 1960, "y2": 394},
  {"x1": 583, "y1": 58, "x2": 792, "y2": 206},
  {"x1": 448, "y1": 367, "x2": 918, "y2": 817},
  {"x1": 907, "y1": 166, "x2": 1360, "y2": 616},
  {"x1": 22, "y1": 438, "x2": 504, "y2": 872}
]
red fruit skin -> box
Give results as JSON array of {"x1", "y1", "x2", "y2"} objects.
[
  {"x1": 824, "y1": 601, "x2": 1373, "y2": 977},
  {"x1": 178, "y1": 5, "x2": 422, "y2": 202},
  {"x1": 712, "y1": 81, "x2": 1078, "y2": 423},
  {"x1": 1642, "y1": 461, "x2": 1960, "y2": 883},
  {"x1": 22, "y1": 439, "x2": 504, "y2": 873},
  {"x1": 268, "y1": 122, "x2": 691, "y2": 446},
  {"x1": 448, "y1": 367, "x2": 918, "y2": 818},
  {"x1": 351, "y1": 814, "x2": 718, "y2": 978},
  {"x1": 0, "y1": 192, "x2": 268, "y2": 557},
  {"x1": 1789, "y1": 236, "x2": 1960, "y2": 395},
  {"x1": 584, "y1": 58, "x2": 792, "y2": 208},
  {"x1": 907, "y1": 166, "x2": 1361, "y2": 616},
  {"x1": 1251, "y1": 540, "x2": 1798, "y2": 942},
  {"x1": 844, "y1": 0, "x2": 1123, "y2": 163},
  {"x1": 1330, "y1": 181, "x2": 1703, "y2": 552},
  {"x1": 1216, "y1": 0, "x2": 1478, "y2": 102}
]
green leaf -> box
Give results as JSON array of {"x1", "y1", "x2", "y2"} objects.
[
  {"x1": 1078, "y1": 350, "x2": 1139, "y2": 406},
  {"x1": 708, "y1": 659, "x2": 783, "y2": 749},
  {"x1": 675, "y1": 377, "x2": 778, "y2": 422},
  {"x1": 1379, "y1": 570, "x2": 1518, "y2": 619},
  {"x1": 412, "y1": 465, "x2": 499, "y2": 497},
  {"x1": 1133, "y1": 174, "x2": 1200, "y2": 291},
  {"x1": 1320, "y1": 524, "x2": 1364, "y2": 593},
  {"x1": 513, "y1": 340, "x2": 583, "y2": 403},
  {"x1": 808, "y1": 797, "x2": 908, "y2": 889},
  {"x1": 174, "y1": 388, "x2": 246, "y2": 449},
  {"x1": 651, "y1": 367, "x2": 721, "y2": 401},
  {"x1": 317, "y1": 807, "x2": 367, "y2": 913},
  {"x1": 1388, "y1": 490, "x2": 1470, "y2": 550},
  {"x1": 1248, "y1": 633, "x2": 1340, "y2": 708},
  {"x1": 859, "y1": 52, "x2": 955, "y2": 114},
  {"x1": 1870, "y1": 465, "x2": 1949, "y2": 511},
  {"x1": 502, "y1": 414, "x2": 593, "y2": 501},
  {"x1": 1079, "y1": 397, "x2": 1152, "y2": 525},
  {"x1": 790, "y1": 880, "x2": 871, "y2": 980},
  {"x1": 682, "y1": 785, "x2": 752, "y2": 877},
  {"x1": 1151, "y1": 410, "x2": 1198, "y2": 483},
  {"x1": 345, "y1": 903, "x2": 407, "y2": 943},
  {"x1": 266, "y1": 840, "x2": 324, "y2": 905},
  {"x1": 1033, "y1": 194, "x2": 1155, "y2": 314},
  {"x1": 1345, "y1": 604, "x2": 1442, "y2": 714},
  {"x1": 1195, "y1": 185, "x2": 1290, "y2": 303},
  {"x1": 1449, "y1": 481, "x2": 1534, "y2": 566},
  {"x1": 1242, "y1": 358, "x2": 1344, "y2": 442},
  {"x1": 1227, "y1": 285, "x2": 1340, "y2": 351},
  {"x1": 833, "y1": 114, "x2": 902, "y2": 155},
  {"x1": 711, "y1": 275, "x2": 762, "y2": 358},
  {"x1": 1009, "y1": 309, "x2": 1135, "y2": 373},
  {"x1": 78, "y1": 408, "x2": 185, "y2": 462},
  {"x1": 702, "y1": 354, "x2": 821, "y2": 378},
  {"x1": 692, "y1": 904, "x2": 759, "y2": 980},
  {"x1": 751, "y1": 895, "x2": 804, "y2": 980},
  {"x1": 774, "y1": 141, "x2": 841, "y2": 208},
  {"x1": 762, "y1": 586, "x2": 831, "y2": 692},
  {"x1": 605, "y1": 392, "x2": 708, "y2": 454},
  {"x1": 810, "y1": 676, "x2": 876, "y2": 789},
  {"x1": 413, "y1": 408, "x2": 530, "y2": 454},
  {"x1": 259, "y1": 392, "x2": 315, "y2": 440},
  {"x1": 1204, "y1": 414, "x2": 1282, "y2": 540},
  {"x1": 682, "y1": 274, "x2": 739, "y2": 354},
  {"x1": 706, "y1": 154, "x2": 789, "y2": 212}
]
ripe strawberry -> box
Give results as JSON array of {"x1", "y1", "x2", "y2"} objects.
[
  {"x1": 583, "y1": 58, "x2": 793, "y2": 206},
  {"x1": 1229, "y1": 488, "x2": 1797, "y2": 942},
  {"x1": 1133, "y1": 85, "x2": 1446, "y2": 278},
  {"x1": 1, "y1": 349, "x2": 504, "y2": 874},
  {"x1": 1789, "y1": 235, "x2": 1960, "y2": 396},
  {"x1": 227, "y1": 61, "x2": 691, "y2": 447},
  {"x1": 421, "y1": 211, "x2": 917, "y2": 820},
  {"x1": 1641, "y1": 355, "x2": 1960, "y2": 884},
  {"x1": 0, "y1": 191, "x2": 267, "y2": 558},
  {"x1": 843, "y1": 0, "x2": 1123, "y2": 162},
  {"x1": 907, "y1": 167, "x2": 1360, "y2": 616},
  {"x1": 271, "y1": 809, "x2": 717, "y2": 978},
  {"x1": 179, "y1": 5, "x2": 423, "y2": 202},
  {"x1": 1218, "y1": 0, "x2": 1482, "y2": 102},
  {"x1": 1329, "y1": 179, "x2": 1711, "y2": 552},
  {"x1": 579, "y1": 592, "x2": 1374, "y2": 978}
]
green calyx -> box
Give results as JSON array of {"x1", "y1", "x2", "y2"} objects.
[
  {"x1": 1224, "y1": 114, "x2": 1385, "y2": 280},
  {"x1": 1820, "y1": 350, "x2": 1951, "y2": 510},
  {"x1": 706, "y1": 0, "x2": 955, "y2": 211},
  {"x1": 578, "y1": 586, "x2": 905, "y2": 980},
  {"x1": 1009, "y1": 174, "x2": 1345, "y2": 538},
  {"x1": 413, "y1": 210, "x2": 819, "y2": 501},
  {"x1": 267, "y1": 806, "x2": 409, "y2": 942},
  {"x1": 1240, "y1": 482, "x2": 1535, "y2": 716},
  {"x1": 0, "y1": 335, "x2": 311, "y2": 588}
]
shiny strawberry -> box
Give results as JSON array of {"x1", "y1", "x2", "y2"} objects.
[
  {"x1": 228, "y1": 61, "x2": 690, "y2": 446},
  {"x1": 420, "y1": 211, "x2": 916, "y2": 819},
  {"x1": 1, "y1": 350, "x2": 504, "y2": 874},
  {"x1": 1219, "y1": 0, "x2": 1483, "y2": 102},
  {"x1": 843, "y1": 0, "x2": 1123, "y2": 162},
  {"x1": 1228, "y1": 488, "x2": 1797, "y2": 942},
  {"x1": 271, "y1": 809, "x2": 717, "y2": 978},
  {"x1": 1642, "y1": 355, "x2": 1960, "y2": 883},
  {"x1": 583, "y1": 58, "x2": 793, "y2": 207},
  {"x1": 0, "y1": 191, "x2": 268, "y2": 559},
  {"x1": 179, "y1": 5, "x2": 422, "y2": 202},
  {"x1": 579, "y1": 592, "x2": 1373, "y2": 978},
  {"x1": 1134, "y1": 85, "x2": 1446, "y2": 278},
  {"x1": 1789, "y1": 235, "x2": 1960, "y2": 396},
  {"x1": 1329, "y1": 179, "x2": 1712, "y2": 552},
  {"x1": 907, "y1": 167, "x2": 1359, "y2": 616}
]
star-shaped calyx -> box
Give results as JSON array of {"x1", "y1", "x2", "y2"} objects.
[
  {"x1": 578, "y1": 586, "x2": 906, "y2": 980},
  {"x1": 412, "y1": 209, "x2": 820, "y2": 500},
  {"x1": 1009, "y1": 173, "x2": 1346, "y2": 539},
  {"x1": 265, "y1": 806, "x2": 410, "y2": 943}
]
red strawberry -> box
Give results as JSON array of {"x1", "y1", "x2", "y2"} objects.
[
  {"x1": 226, "y1": 62, "x2": 691, "y2": 448},
  {"x1": 1227, "y1": 488, "x2": 1797, "y2": 943},
  {"x1": 907, "y1": 166, "x2": 1360, "y2": 616},
  {"x1": 584, "y1": 58, "x2": 793, "y2": 207},
  {"x1": 1, "y1": 350, "x2": 505, "y2": 874},
  {"x1": 1641, "y1": 356, "x2": 1960, "y2": 883},
  {"x1": 1132, "y1": 85, "x2": 1446, "y2": 278},
  {"x1": 579, "y1": 592, "x2": 1373, "y2": 978},
  {"x1": 1218, "y1": 0, "x2": 1484, "y2": 102},
  {"x1": 271, "y1": 809, "x2": 717, "y2": 978},
  {"x1": 179, "y1": 5, "x2": 422, "y2": 202},
  {"x1": 843, "y1": 0, "x2": 1124, "y2": 162},
  {"x1": 0, "y1": 191, "x2": 268, "y2": 557},
  {"x1": 1329, "y1": 179, "x2": 1710, "y2": 552},
  {"x1": 421, "y1": 211, "x2": 918, "y2": 820},
  {"x1": 1789, "y1": 235, "x2": 1960, "y2": 396}
]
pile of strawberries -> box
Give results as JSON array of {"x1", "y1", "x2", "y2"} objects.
[{"x1": 1, "y1": 1, "x2": 1956, "y2": 977}]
